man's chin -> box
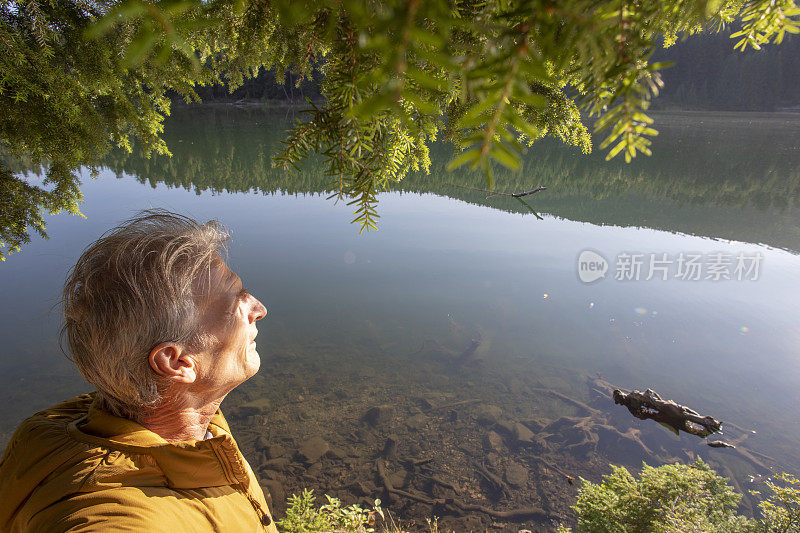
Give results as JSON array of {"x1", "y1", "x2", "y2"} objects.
[{"x1": 244, "y1": 351, "x2": 261, "y2": 378}]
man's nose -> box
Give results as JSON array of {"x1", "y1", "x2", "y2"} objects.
[{"x1": 249, "y1": 297, "x2": 267, "y2": 323}]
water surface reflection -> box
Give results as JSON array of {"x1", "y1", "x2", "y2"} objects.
[{"x1": 1, "y1": 108, "x2": 799, "y2": 530}]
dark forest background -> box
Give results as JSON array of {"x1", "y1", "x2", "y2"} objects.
[{"x1": 190, "y1": 32, "x2": 800, "y2": 111}]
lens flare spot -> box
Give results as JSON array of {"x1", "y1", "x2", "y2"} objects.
[
  {"x1": 739, "y1": 326, "x2": 750, "y2": 335},
  {"x1": 543, "y1": 293, "x2": 550, "y2": 300},
  {"x1": 634, "y1": 307, "x2": 648, "y2": 316}
]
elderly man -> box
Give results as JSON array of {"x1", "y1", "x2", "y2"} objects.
[{"x1": 0, "y1": 211, "x2": 277, "y2": 532}]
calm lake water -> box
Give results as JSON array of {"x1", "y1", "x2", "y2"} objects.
[{"x1": 1, "y1": 107, "x2": 799, "y2": 530}]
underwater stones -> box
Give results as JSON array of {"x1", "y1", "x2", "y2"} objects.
[
  {"x1": 260, "y1": 480, "x2": 285, "y2": 509},
  {"x1": 260, "y1": 469, "x2": 281, "y2": 481},
  {"x1": 485, "y1": 452, "x2": 501, "y2": 469},
  {"x1": 475, "y1": 405, "x2": 503, "y2": 426},
  {"x1": 512, "y1": 422, "x2": 535, "y2": 444},
  {"x1": 543, "y1": 416, "x2": 585, "y2": 435},
  {"x1": 263, "y1": 457, "x2": 290, "y2": 470},
  {"x1": 297, "y1": 436, "x2": 330, "y2": 464},
  {"x1": 520, "y1": 419, "x2": 544, "y2": 433},
  {"x1": 595, "y1": 424, "x2": 652, "y2": 463},
  {"x1": 382, "y1": 435, "x2": 399, "y2": 460},
  {"x1": 363, "y1": 405, "x2": 393, "y2": 427},
  {"x1": 326, "y1": 446, "x2": 346, "y2": 460},
  {"x1": 504, "y1": 462, "x2": 528, "y2": 487},
  {"x1": 484, "y1": 430, "x2": 504, "y2": 453},
  {"x1": 495, "y1": 419, "x2": 516, "y2": 435},
  {"x1": 406, "y1": 413, "x2": 428, "y2": 430},
  {"x1": 333, "y1": 389, "x2": 349, "y2": 400},
  {"x1": 305, "y1": 462, "x2": 323, "y2": 476},
  {"x1": 349, "y1": 480, "x2": 378, "y2": 497},
  {"x1": 255, "y1": 436, "x2": 270, "y2": 450},
  {"x1": 266, "y1": 444, "x2": 288, "y2": 460},
  {"x1": 238, "y1": 397, "x2": 271, "y2": 416},
  {"x1": 388, "y1": 468, "x2": 410, "y2": 489},
  {"x1": 416, "y1": 397, "x2": 435, "y2": 411}
]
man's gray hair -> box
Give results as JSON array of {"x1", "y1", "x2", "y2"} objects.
[{"x1": 61, "y1": 210, "x2": 229, "y2": 421}]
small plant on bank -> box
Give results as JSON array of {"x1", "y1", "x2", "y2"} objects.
[{"x1": 277, "y1": 489, "x2": 384, "y2": 533}]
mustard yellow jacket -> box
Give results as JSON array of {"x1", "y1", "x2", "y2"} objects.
[{"x1": 0, "y1": 393, "x2": 278, "y2": 533}]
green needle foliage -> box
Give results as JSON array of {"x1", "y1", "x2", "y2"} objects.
[
  {"x1": 2, "y1": 0, "x2": 800, "y2": 256},
  {"x1": 558, "y1": 459, "x2": 800, "y2": 533}
]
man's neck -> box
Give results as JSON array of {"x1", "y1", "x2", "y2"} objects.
[{"x1": 139, "y1": 394, "x2": 225, "y2": 443}]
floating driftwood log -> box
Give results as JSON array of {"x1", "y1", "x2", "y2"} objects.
[{"x1": 612, "y1": 388, "x2": 722, "y2": 438}]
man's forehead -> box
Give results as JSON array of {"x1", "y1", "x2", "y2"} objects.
[{"x1": 196, "y1": 255, "x2": 239, "y2": 305}]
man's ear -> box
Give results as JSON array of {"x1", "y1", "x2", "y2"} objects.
[{"x1": 149, "y1": 343, "x2": 197, "y2": 384}]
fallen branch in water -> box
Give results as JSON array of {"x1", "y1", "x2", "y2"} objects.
[
  {"x1": 613, "y1": 388, "x2": 722, "y2": 438},
  {"x1": 547, "y1": 390, "x2": 601, "y2": 416},
  {"x1": 450, "y1": 183, "x2": 547, "y2": 200},
  {"x1": 424, "y1": 474, "x2": 461, "y2": 494},
  {"x1": 511, "y1": 186, "x2": 547, "y2": 197}
]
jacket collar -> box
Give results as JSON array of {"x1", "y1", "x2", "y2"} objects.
[{"x1": 67, "y1": 395, "x2": 252, "y2": 490}]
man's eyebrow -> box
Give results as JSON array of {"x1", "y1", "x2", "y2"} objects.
[
  {"x1": 235, "y1": 287, "x2": 249, "y2": 303},
  {"x1": 229, "y1": 286, "x2": 248, "y2": 312}
]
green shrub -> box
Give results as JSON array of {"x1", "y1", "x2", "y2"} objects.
[
  {"x1": 558, "y1": 459, "x2": 800, "y2": 533},
  {"x1": 277, "y1": 489, "x2": 383, "y2": 533},
  {"x1": 559, "y1": 458, "x2": 755, "y2": 533}
]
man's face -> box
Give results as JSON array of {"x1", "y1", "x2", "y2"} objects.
[{"x1": 193, "y1": 255, "x2": 267, "y2": 395}]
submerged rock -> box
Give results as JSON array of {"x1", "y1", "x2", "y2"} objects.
[
  {"x1": 363, "y1": 405, "x2": 393, "y2": 427},
  {"x1": 388, "y1": 468, "x2": 410, "y2": 489},
  {"x1": 520, "y1": 418, "x2": 544, "y2": 433},
  {"x1": 238, "y1": 397, "x2": 271, "y2": 416},
  {"x1": 475, "y1": 405, "x2": 503, "y2": 426},
  {"x1": 297, "y1": 436, "x2": 330, "y2": 464},
  {"x1": 326, "y1": 447, "x2": 346, "y2": 460},
  {"x1": 504, "y1": 462, "x2": 528, "y2": 487},
  {"x1": 260, "y1": 480, "x2": 285, "y2": 509},
  {"x1": 496, "y1": 418, "x2": 516, "y2": 435},
  {"x1": 306, "y1": 462, "x2": 322, "y2": 476},
  {"x1": 484, "y1": 430, "x2": 504, "y2": 453},
  {"x1": 266, "y1": 444, "x2": 287, "y2": 459},
  {"x1": 264, "y1": 457, "x2": 290, "y2": 470},
  {"x1": 513, "y1": 422, "x2": 535, "y2": 444},
  {"x1": 406, "y1": 413, "x2": 428, "y2": 430},
  {"x1": 349, "y1": 480, "x2": 378, "y2": 497},
  {"x1": 382, "y1": 435, "x2": 399, "y2": 460}
]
